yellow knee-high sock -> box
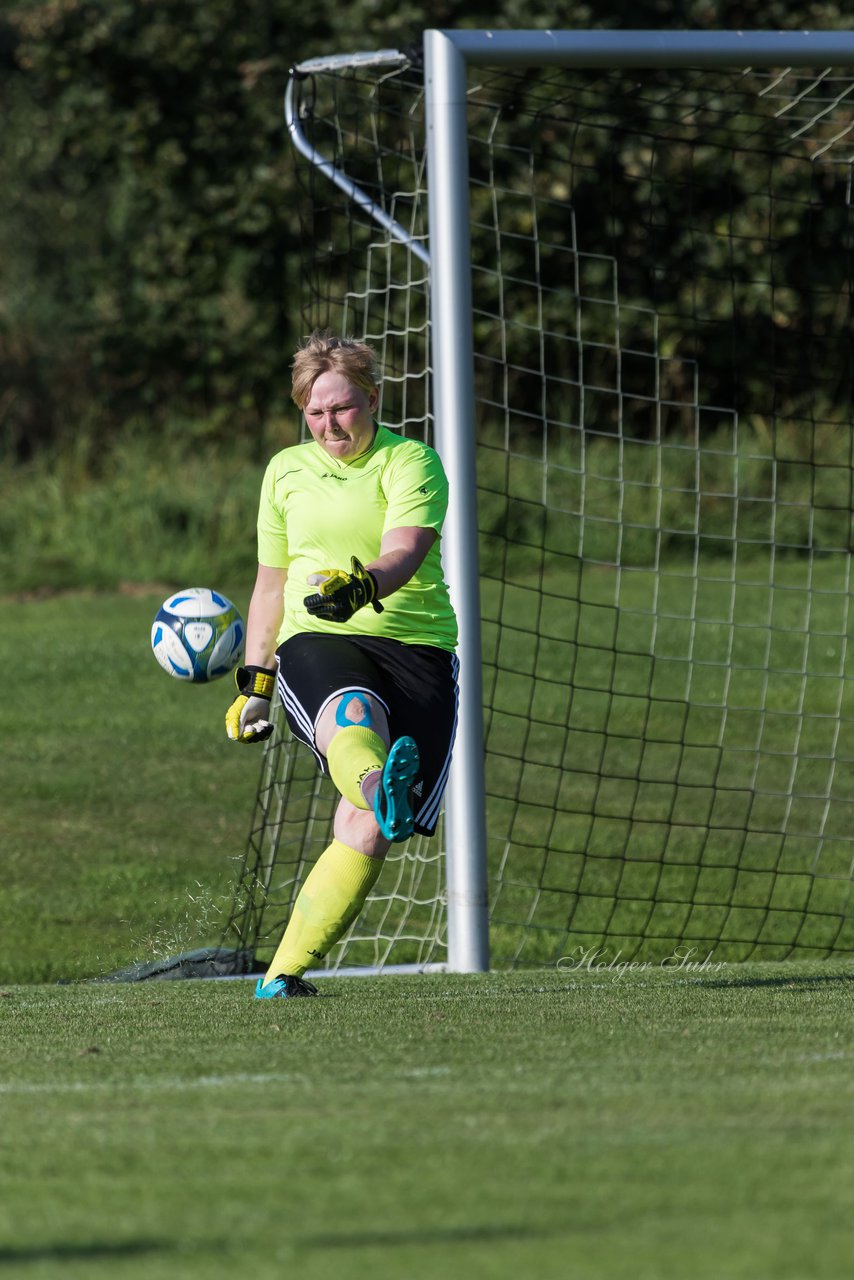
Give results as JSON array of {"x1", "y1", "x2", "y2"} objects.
[
  {"x1": 263, "y1": 840, "x2": 384, "y2": 981},
  {"x1": 325, "y1": 726, "x2": 388, "y2": 809}
]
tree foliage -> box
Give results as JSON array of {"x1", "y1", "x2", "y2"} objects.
[
  {"x1": 0, "y1": 0, "x2": 851, "y2": 460},
  {"x1": 2, "y1": 0, "x2": 309, "y2": 457}
]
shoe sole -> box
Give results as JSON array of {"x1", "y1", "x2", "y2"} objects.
[{"x1": 374, "y1": 736, "x2": 420, "y2": 842}]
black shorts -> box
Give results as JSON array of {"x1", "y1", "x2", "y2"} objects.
[{"x1": 275, "y1": 633, "x2": 460, "y2": 837}]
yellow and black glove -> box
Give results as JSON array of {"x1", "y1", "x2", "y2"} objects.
[
  {"x1": 303, "y1": 557, "x2": 384, "y2": 623},
  {"x1": 225, "y1": 665, "x2": 276, "y2": 744}
]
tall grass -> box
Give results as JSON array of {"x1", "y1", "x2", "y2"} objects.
[
  {"x1": 0, "y1": 421, "x2": 299, "y2": 595},
  {"x1": 479, "y1": 417, "x2": 854, "y2": 570},
  {"x1": 4, "y1": 412, "x2": 848, "y2": 598}
]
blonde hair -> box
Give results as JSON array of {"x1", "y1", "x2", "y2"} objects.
[{"x1": 290, "y1": 329, "x2": 381, "y2": 410}]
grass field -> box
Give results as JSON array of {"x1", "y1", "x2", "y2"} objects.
[
  {"x1": 5, "y1": 560, "x2": 854, "y2": 982},
  {"x1": 481, "y1": 550, "x2": 854, "y2": 965},
  {"x1": 2, "y1": 967, "x2": 853, "y2": 1280},
  {"x1": 2, "y1": 589, "x2": 259, "y2": 984},
  {"x1": 3, "y1": 583, "x2": 854, "y2": 1278}
]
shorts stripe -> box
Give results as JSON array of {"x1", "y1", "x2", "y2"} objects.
[
  {"x1": 414, "y1": 653, "x2": 459, "y2": 828},
  {"x1": 276, "y1": 667, "x2": 319, "y2": 759}
]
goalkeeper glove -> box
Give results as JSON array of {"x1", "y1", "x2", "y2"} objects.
[
  {"x1": 303, "y1": 556, "x2": 385, "y2": 623},
  {"x1": 225, "y1": 665, "x2": 276, "y2": 744}
]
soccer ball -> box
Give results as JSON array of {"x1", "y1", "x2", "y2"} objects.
[{"x1": 151, "y1": 588, "x2": 245, "y2": 683}]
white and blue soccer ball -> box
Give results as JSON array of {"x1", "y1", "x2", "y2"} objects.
[{"x1": 151, "y1": 588, "x2": 245, "y2": 683}]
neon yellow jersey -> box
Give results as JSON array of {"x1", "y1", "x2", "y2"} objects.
[{"x1": 257, "y1": 425, "x2": 458, "y2": 652}]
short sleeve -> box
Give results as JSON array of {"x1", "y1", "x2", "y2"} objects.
[
  {"x1": 256, "y1": 457, "x2": 291, "y2": 568},
  {"x1": 382, "y1": 441, "x2": 449, "y2": 535}
]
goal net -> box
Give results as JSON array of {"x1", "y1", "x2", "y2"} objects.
[{"x1": 223, "y1": 44, "x2": 854, "y2": 971}]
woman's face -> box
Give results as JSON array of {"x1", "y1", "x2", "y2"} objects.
[{"x1": 304, "y1": 370, "x2": 378, "y2": 461}]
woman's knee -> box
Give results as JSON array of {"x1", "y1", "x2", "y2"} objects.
[{"x1": 315, "y1": 691, "x2": 389, "y2": 756}]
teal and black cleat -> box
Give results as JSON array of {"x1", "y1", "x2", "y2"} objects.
[
  {"x1": 254, "y1": 973, "x2": 319, "y2": 999},
  {"x1": 373, "y1": 735, "x2": 420, "y2": 842}
]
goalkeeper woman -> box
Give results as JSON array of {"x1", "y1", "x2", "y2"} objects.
[{"x1": 225, "y1": 330, "x2": 459, "y2": 998}]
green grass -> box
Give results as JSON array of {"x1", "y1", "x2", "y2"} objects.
[
  {"x1": 5, "y1": 552, "x2": 854, "y2": 982},
  {"x1": 1, "y1": 967, "x2": 853, "y2": 1280},
  {"x1": 480, "y1": 551, "x2": 854, "y2": 965},
  {"x1": 3, "y1": 532, "x2": 853, "y2": 1277},
  {"x1": 0, "y1": 432, "x2": 266, "y2": 594},
  {"x1": 1, "y1": 589, "x2": 261, "y2": 983}
]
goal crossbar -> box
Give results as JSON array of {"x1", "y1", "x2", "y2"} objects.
[{"x1": 429, "y1": 28, "x2": 854, "y2": 67}]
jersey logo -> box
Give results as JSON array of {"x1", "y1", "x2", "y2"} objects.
[{"x1": 320, "y1": 472, "x2": 348, "y2": 481}]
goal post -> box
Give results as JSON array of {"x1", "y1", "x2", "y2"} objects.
[
  {"x1": 423, "y1": 28, "x2": 854, "y2": 973},
  {"x1": 221, "y1": 29, "x2": 854, "y2": 975}
]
